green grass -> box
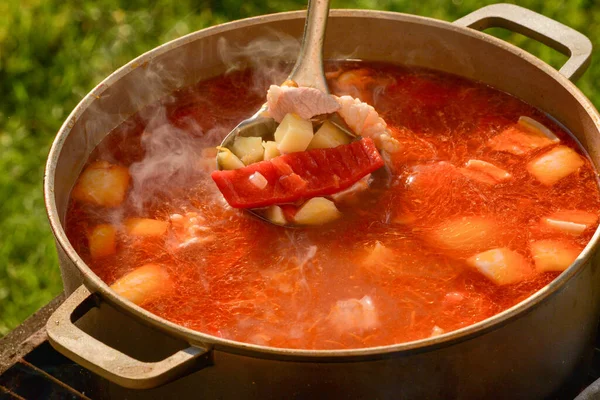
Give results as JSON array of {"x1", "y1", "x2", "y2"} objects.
[{"x1": 2, "y1": 0, "x2": 600, "y2": 336}]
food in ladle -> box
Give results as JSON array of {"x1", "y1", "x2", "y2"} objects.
[
  {"x1": 66, "y1": 62, "x2": 600, "y2": 350},
  {"x1": 211, "y1": 137, "x2": 383, "y2": 210},
  {"x1": 212, "y1": 83, "x2": 398, "y2": 226},
  {"x1": 266, "y1": 84, "x2": 340, "y2": 123}
]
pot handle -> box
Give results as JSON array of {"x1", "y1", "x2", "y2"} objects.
[
  {"x1": 454, "y1": 3, "x2": 592, "y2": 82},
  {"x1": 46, "y1": 285, "x2": 212, "y2": 389}
]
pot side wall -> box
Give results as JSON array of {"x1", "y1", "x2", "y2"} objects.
[{"x1": 47, "y1": 11, "x2": 600, "y2": 398}]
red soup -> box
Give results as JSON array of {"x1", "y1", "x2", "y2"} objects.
[{"x1": 66, "y1": 62, "x2": 600, "y2": 350}]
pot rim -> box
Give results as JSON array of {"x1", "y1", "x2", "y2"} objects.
[{"x1": 44, "y1": 8, "x2": 600, "y2": 360}]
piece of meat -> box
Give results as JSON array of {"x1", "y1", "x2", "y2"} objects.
[
  {"x1": 335, "y1": 95, "x2": 399, "y2": 153},
  {"x1": 327, "y1": 296, "x2": 379, "y2": 334},
  {"x1": 488, "y1": 119, "x2": 558, "y2": 156},
  {"x1": 266, "y1": 85, "x2": 340, "y2": 123},
  {"x1": 458, "y1": 159, "x2": 512, "y2": 185},
  {"x1": 169, "y1": 212, "x2": 214, "y2": 249},
  {"x1": 328, "y1": 68, "x2": 375, "y2": 103},
  {"x1": 327, "y1": 68, "x2": 395, "y2": 105},
  {"x1": 335, "y1": 95, "x2": 388, "y2": 140},
  {"x1": 211, "y1": 138, "x2": 384, "y2": 208}
]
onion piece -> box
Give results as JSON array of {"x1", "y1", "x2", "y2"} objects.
[
  {"x1": 518, "y1": 116, "x2": 560, "y2": 143},
  {"x1": 544, "y1": 219, "x2": 588, "y2": 235},
  {"x1": 249, "y1": 171, "x2": 268, "y2": 189},
  {"x1": 541, "y1": 210, "x2": 598, "y2": 236}
]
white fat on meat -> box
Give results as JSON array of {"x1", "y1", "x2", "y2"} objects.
[
  {"x1": 335, "y1": 95, "x2": 399, "y2": 153},
  {"x1": 328, "y1": 295, "x2": 379, "y2": 334},
  {"x1": 266, "y1": 85, "x2": 340, "y2": 123}
]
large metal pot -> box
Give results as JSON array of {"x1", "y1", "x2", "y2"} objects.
[{"x1": 44, "y1": 4, "x2": 600, "y2": 399}]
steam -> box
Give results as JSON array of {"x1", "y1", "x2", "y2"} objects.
[
  {"x1": 128, "y1": 109, "x2": 204, "y2": 210},
  {"x1": 114, "y1": 31, "x2": 307, "y2": 212},
  {"x1": 109, "y1": 30, "x2": 394, "y2": 215},
  {"x1": 217, "y1": 30, "x2": 300, "y2": 95}
]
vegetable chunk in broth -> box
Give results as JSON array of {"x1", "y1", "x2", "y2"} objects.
[{"x1": 65, "y1": 62, "x2": 600, "y2": 350}]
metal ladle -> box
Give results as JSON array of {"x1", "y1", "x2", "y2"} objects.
[
  {"x1": 218, "y1": 0, "x2": 331, "y2": 151},
  {"x1": 216, "y1": 0, "x2": 332, "y2": 224}
]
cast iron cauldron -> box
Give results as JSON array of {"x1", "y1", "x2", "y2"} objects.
[{"x1": 44, "y1": 4, "x2": 600, "y2": 399}]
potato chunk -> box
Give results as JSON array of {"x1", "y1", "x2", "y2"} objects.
[
  {"x1": 308, "y1": 120, "x2": 350, "y2": 149},
  {"x1": 294, "y1": 197, "x2": 341, "y2": 225},
  {"x1": 110, "y1": 264, "x2": 171, "y2": 305},
  {"x1": 217, "y1": 147, "x2": 245, "y2": 170},
  {"x1": 265, "y1": 205, "x2": 286, "y2": 225},
  {"x1": 232, "y1": 136, "x2": 264, "y2": 165},
  {"x1": 531, "y1": 240, "x2": 581, "y2": 272},
  {"x1": 274, "y1": 113, "x2": 314, "y2": 154},
  {"x1": 467, "y1": 248, "x2": 532, "y2": 285},
  {"x1": 124, "y1": 218, "x2": 168, "y2": 237},
  {"x1": 72, "y1": 161, "x2": 130, "y2": 207},
  {"x1": 88, "y1": 224, "x2": 117, "y2": 259},
  {"x1": 518, "y1": 116, "x2": 560, "y2": 142},
  {"x1": 262, "y1": 140, "x2": 281, "y2": 161},
  {"x1": 527, "y1": 146, "x2": 584, "y2": 185},
  {"x1": 428, "y1": 216, "x2": 498, "y2": 253}
]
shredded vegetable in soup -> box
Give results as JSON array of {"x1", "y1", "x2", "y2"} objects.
[{"x1": 66, "y1": 62, "x2": 600, "y2": 350}]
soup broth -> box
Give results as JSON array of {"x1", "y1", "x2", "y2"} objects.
[{"x1": 66, "y1": 61, "x2": 600, "y2": 349}]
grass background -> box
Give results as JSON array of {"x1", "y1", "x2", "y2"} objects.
[{"x1": 1, "y1": 0, "x2": 600, "y2": 335}]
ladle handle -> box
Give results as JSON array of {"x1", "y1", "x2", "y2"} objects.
[
  {"x1": 454, "y1": 3, "x2": 592, "y2": 82},
  {"x1": 288, "y1": 0, "x2": 331, "y2": 92},
  {"x1": 46, "y1": 285, "x2": 212, "y2": 389}
]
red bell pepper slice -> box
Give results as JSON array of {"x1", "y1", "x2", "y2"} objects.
[{"x1": 211, "y1": 138, "x2": 384, "y2": 209}]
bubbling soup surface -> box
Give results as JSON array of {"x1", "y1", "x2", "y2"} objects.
[{"x1": 66, "y1": 61, "x2": 600, "y2": 349}]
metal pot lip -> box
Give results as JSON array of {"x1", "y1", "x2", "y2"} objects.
[{"x1": 45, "y1": 9, "x2": 600, "y2": 360}]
